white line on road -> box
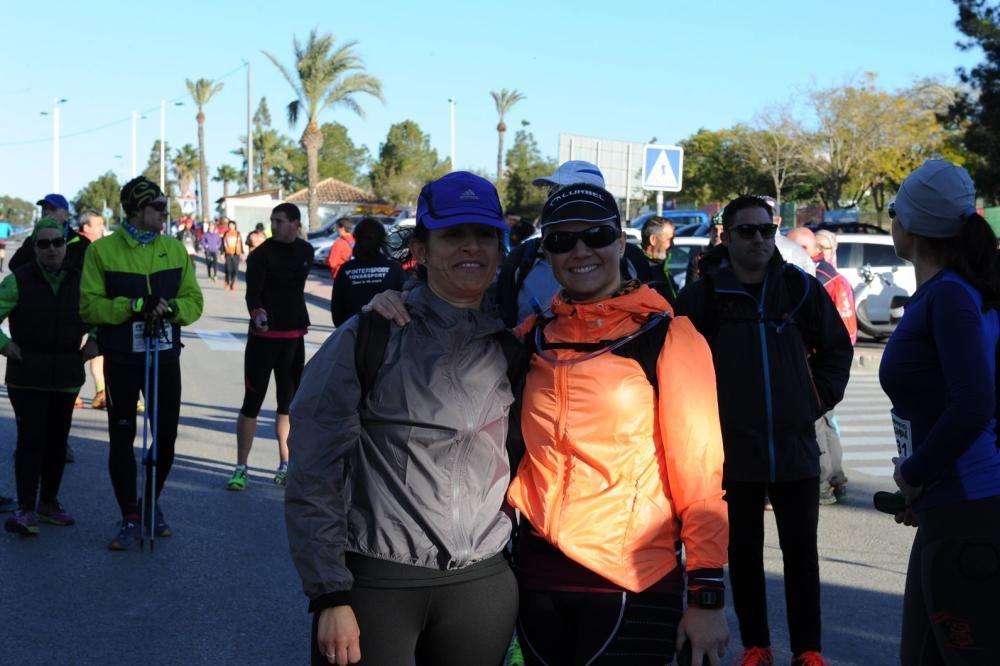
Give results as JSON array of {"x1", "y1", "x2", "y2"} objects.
[
  {"x1": 855, "y1": 466, "x2": 895, "y2": 478},
  {"x1": 843, "y1": 451, "x2": 896, "y2": 461},
  {"x1": 192, "y1": 330, "x2": 245, "y2": 351},
  {"x1": 841, "y1": 436, "x2": 896, "y2": 446}
]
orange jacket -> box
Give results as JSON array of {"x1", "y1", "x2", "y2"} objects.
[
  {"x1": 327, "y1": 233, "x2": 354, "y2": 279},
  {"x1": 222, "y1": 230, "x2": 244, "y2": 256},
  {"x1": 507, "y1": 285, "x2": 728, "y2": 592}
]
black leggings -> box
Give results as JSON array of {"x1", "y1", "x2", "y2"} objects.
[
  {"x1": 8, "y1": 388, "x2": 77, "y2": 510},
  {"x1": 517, "y1": 588, "x2": 683, "y2": 665},
  {"x1": 224, "y1": 254, "x2": 240, "y2": 287},
  {"x1": 105, "y1": 358, "x2": 181, "y2": 517},
  {"x1": 204, "y1": 251, "x2": 218, "y2": 278},
  {"x1": 901, "y1": 494, "x2": 1000, "y2": 665},
  {"x1": 240, "y1": 335, "x2": 305, "y2": 418},
  {"x1": 725, "y1": 478, "x2": 821, "y2": 655},
  {"x1": 310, "y1": 566, "x2": 518, "y2": 665}
]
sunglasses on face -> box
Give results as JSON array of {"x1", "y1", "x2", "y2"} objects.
[
  {"x1": 542, "y1": 225, "x2": 620, "y2": 254},
  {"x1": 36, "y1": 238, "x2": 66, "y2": 249},
  {"x1": 146, "y1": 201, "x2": 168, "y2": 213},
  {"x1": 730, "y1": 224, "x2": 777, "y2": 240}
]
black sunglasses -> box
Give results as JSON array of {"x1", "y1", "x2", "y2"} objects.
[
  {"x1": 36, "y1": 238, "x2": 66, "y2": 249},
  {"x1": 730, "y1": 223, "x2": 777, "y2": 240},
  {"x1": 147, "y1": 200, "x2": 168, "y2": 212},
  {"x1": 542, "y1": 225, "x2": 620, "y2": 254}
]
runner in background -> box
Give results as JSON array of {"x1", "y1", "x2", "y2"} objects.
[
  {"x1": 246, "y1": 223, "x2": 267, "y2": 252},
  {"x1": 78, "y1": 211, "x2": 108, "y2": 410},
  {"x1": 326, "y1": 217, "x2": 355, "y2": 279},
  {"x1": 222, "y1": 220, "x2": 245, "y2": 292},
  {"x1": 330, "y1": 217, "x2": 404, "y2": 327},
  {"x1": 227, "y1": 203, "x2": 313, "y2": 491},
  {"x1": 201, "y1": 224, "x2": 222, "y2": 282}
]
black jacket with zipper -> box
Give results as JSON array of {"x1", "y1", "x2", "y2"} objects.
[{"x1": 675, "y1": 245, "x2": 853, "y2": 483}]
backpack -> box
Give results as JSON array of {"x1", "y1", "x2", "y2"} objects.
[{"x1": 353, "y1": 310, "x2": 531, "y2": 475}]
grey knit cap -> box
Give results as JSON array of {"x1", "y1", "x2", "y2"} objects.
[{"x1": 893, "y1": 160, "x2": 977, "y2": 239}]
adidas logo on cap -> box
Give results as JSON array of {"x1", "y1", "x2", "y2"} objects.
[{"x1": 459, "y1": 189, "x2": 479, "y2": 200}]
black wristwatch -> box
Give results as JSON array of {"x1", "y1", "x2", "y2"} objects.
[{"x1": 687, "y1": 588, "x2": 725, "y2": 610}]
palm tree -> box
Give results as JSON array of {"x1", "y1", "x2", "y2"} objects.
[
  {"x1": 172, "y1": 144, "x2": 200, "y2": 198},
  {"x1": 264, "y1": 30, "x2": 383, "y2": 230},
  {"x1": 185, "y1": 78, "x2": 224, "y2": 223},
  {"x1": 490, "y1": 89, "x2": 525, "y2": 183},
  {"x1": 232, "y1": 128, "x2": 290, "y2": 191},
  {"x1": 213, "y1": 164, "x2": 241, "y2": 199}
]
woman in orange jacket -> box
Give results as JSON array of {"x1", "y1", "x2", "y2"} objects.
[{"x1": 506, "y1": 183, "x2": 729, "y2": 666}]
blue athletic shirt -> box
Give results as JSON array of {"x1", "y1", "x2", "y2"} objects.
[{"x1": 880, "y1": 269, "x2": 1000, "y2": 510}]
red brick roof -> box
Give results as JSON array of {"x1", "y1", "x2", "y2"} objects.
[{"x1": 286, "y1": 178, "x2": 380, "y2": 204}]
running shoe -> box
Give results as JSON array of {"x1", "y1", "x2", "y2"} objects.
[
  {"x1": 108, "y1": 519, "x2": 141, "y2": 551},
  {"x1": 0, "y1": 495, "x2": 15, "y2": 513},
  {"x1": 738, "y1": 646, "x2": 774, "y2": 666},
  {"x1": 818, "y1": 487, "x2": 837, "y2": 506},
  {"x1": 792, "y1": 651, "x2": 827, "y2": 666},
  {"x1": 833, "y1": 483, "x2": 848, "y2": 503},
  {"x1": 91, "y1": 390, "x2": 107, "y2": 410},
  {"x1": 4, "y1": 510, "x2": 40, "y2": 536},
  {"x1": 227, "y1": 467, "x2": 249, "y2": 491},
  {"x1": 141, "y1": 503, "x2": 172, "y2": 538},
  {"x1": 36, "y1": 501, "x2": 76, "y2": 526},
  {"x1": 273, "y1": 465, "x2": 288, "y2": 487}
]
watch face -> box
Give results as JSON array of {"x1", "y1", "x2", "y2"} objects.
[{"x1": 689, "y1": 589, "x2": 724, "y2": 609}]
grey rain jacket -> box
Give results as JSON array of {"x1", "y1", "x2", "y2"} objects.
[{"x1": 285, "y1": 284, "x2": 515, "y2": 610}]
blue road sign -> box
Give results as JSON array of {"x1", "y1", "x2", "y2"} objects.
[{"x1": 642, "y1": 145, "x2": 684, "y2": 192}]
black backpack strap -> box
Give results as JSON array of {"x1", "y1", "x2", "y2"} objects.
[
  {"x1": 494, "y1": 328, "x2": 532, "y2": 479},
  {"x1": 609, "y1": 314, "x2": 672, "y2": 395},
  {"x1": 354, "y1": 310, "x2": 391, "y2": 405}
]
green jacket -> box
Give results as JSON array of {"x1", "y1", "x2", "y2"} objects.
[{"x1": 80, "y1": 230, "x2": 203, "y2": 364}]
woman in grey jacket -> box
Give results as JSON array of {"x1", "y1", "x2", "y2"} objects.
[{"x1": 285, "y1": 172, "x2": 518, "y2": 666}]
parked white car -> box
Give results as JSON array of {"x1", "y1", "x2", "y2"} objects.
[{"x1": 834, "y1": 234, "x2": 915, "y2": 339}]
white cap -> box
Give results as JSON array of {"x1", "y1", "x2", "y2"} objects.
[
  {"x1": 894, "y1": 160, "x2": 977, "y2": 239},
  {"x1": 532, "y1": 160, "x2": 605, "y2": 188}
]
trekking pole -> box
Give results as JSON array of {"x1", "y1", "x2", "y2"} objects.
[
  {"x1": 139, "y1": 317, "x2": 152, "y2": 551},
  {"x1": 150, "y1": 319, "x2": 162, "y2": 553}
]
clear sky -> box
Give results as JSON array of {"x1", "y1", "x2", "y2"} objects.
[{"x1": 0, "y1": 0, "x2": 981, "y2": 209}]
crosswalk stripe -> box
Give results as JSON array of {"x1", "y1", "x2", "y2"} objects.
[
  {"x1": 838, "y1": 425, "x2": 892, "y2": 433},
  {"x1": 192, "y1": 329, "x2": 244, "y2": 351},
  {"x1": 841, "y1": 435, "x2": 895, "y2": 446},
  {"x1": 843, "y1": 451, "x2": 895, "y2": 461},
  {"x1": 855, "y1": 466, "x2": 895, "y2": 478}
]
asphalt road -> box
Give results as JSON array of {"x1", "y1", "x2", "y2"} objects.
[{"x1": 0, "y1": 252, "x2": 910, "y2": 665}]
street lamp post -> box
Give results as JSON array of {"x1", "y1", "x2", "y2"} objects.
[
  {"x1": 40, "y1": 98, "x2": 67, "y2": 192},
  {"x1": 159, "y1": 101, "x2": 184, "y2": 191},
  {"x1": 246, "y1": 60, "x2": 253, "y2": 193},
  {"x1": 449, "y1": 98, "x2": 456, "y2": 171}
]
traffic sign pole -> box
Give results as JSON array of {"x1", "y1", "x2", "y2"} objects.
[{"x1": 656, "y1": 191, "x2": 664, "y2": 216}]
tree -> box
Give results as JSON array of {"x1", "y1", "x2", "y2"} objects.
[
  {"x1": 490, "y1": 89, "x2": 525, "y2": 183},
  {"x1": 744, "y1": 105, "x2": 809, "y2": 209},
  {"x1": 501, "y1": 125, "x2": 556, "y2": 217},
  {"x1": 0, "y1": 196, "x2": 36, "y2": 227},
  {"x1": 264, "y1": 30, "x2": 383, "y2": 230},
  {"x1": 172, "y1": 144, "x2": 200, "y2": 198},
  {"x1": 141, "y1": 140, "x2": 176, "y2": 194},
  {"x1": 185, "y1": 77, "x2": 224, "y2": 223},
  {"x1": 369, "y1": 120, "x2": 448, "y2": 205},
  {"x1": 678, "y1": 127, "x2": 770, "y2": 205},
  {"x1": 943, "y1": 0, "x2": 1000, "y2": 199},
  {"x1": 73, "y1": 172, "x2": 122, "y2": 223},
  {"x1": 317, "y1": 122, "x2": 370, "y2": 185},
  {"x1": 213, "y1": 165, "x2": 241, "y2": 199}
]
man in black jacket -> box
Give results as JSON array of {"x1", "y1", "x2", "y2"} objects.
[{"x1": 674, "y1": 195, "x2": 852, "y2": 666}]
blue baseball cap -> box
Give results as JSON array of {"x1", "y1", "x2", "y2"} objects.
[
  {"x1": 416, "y1": 171, "x2": 506, "y2": 232},
  {"x1": 37, "y1": 194, "x2": 70, "y2": 211}
]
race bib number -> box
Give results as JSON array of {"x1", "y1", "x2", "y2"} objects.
[
  {"x1": 131, "y1": 321, "x2": 173, "y2": 353},
  {"x1": 892, "y1": 412, "x2": 912, "y2": 460}
]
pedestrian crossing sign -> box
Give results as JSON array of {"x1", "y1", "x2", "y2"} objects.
[{"x1": 642, "y1": 145, "x2": 684, "y2": 192}]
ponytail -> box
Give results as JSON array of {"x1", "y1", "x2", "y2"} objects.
[{"x1": 945, "y1": 214, "x2": 1000, "y2": 310}]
